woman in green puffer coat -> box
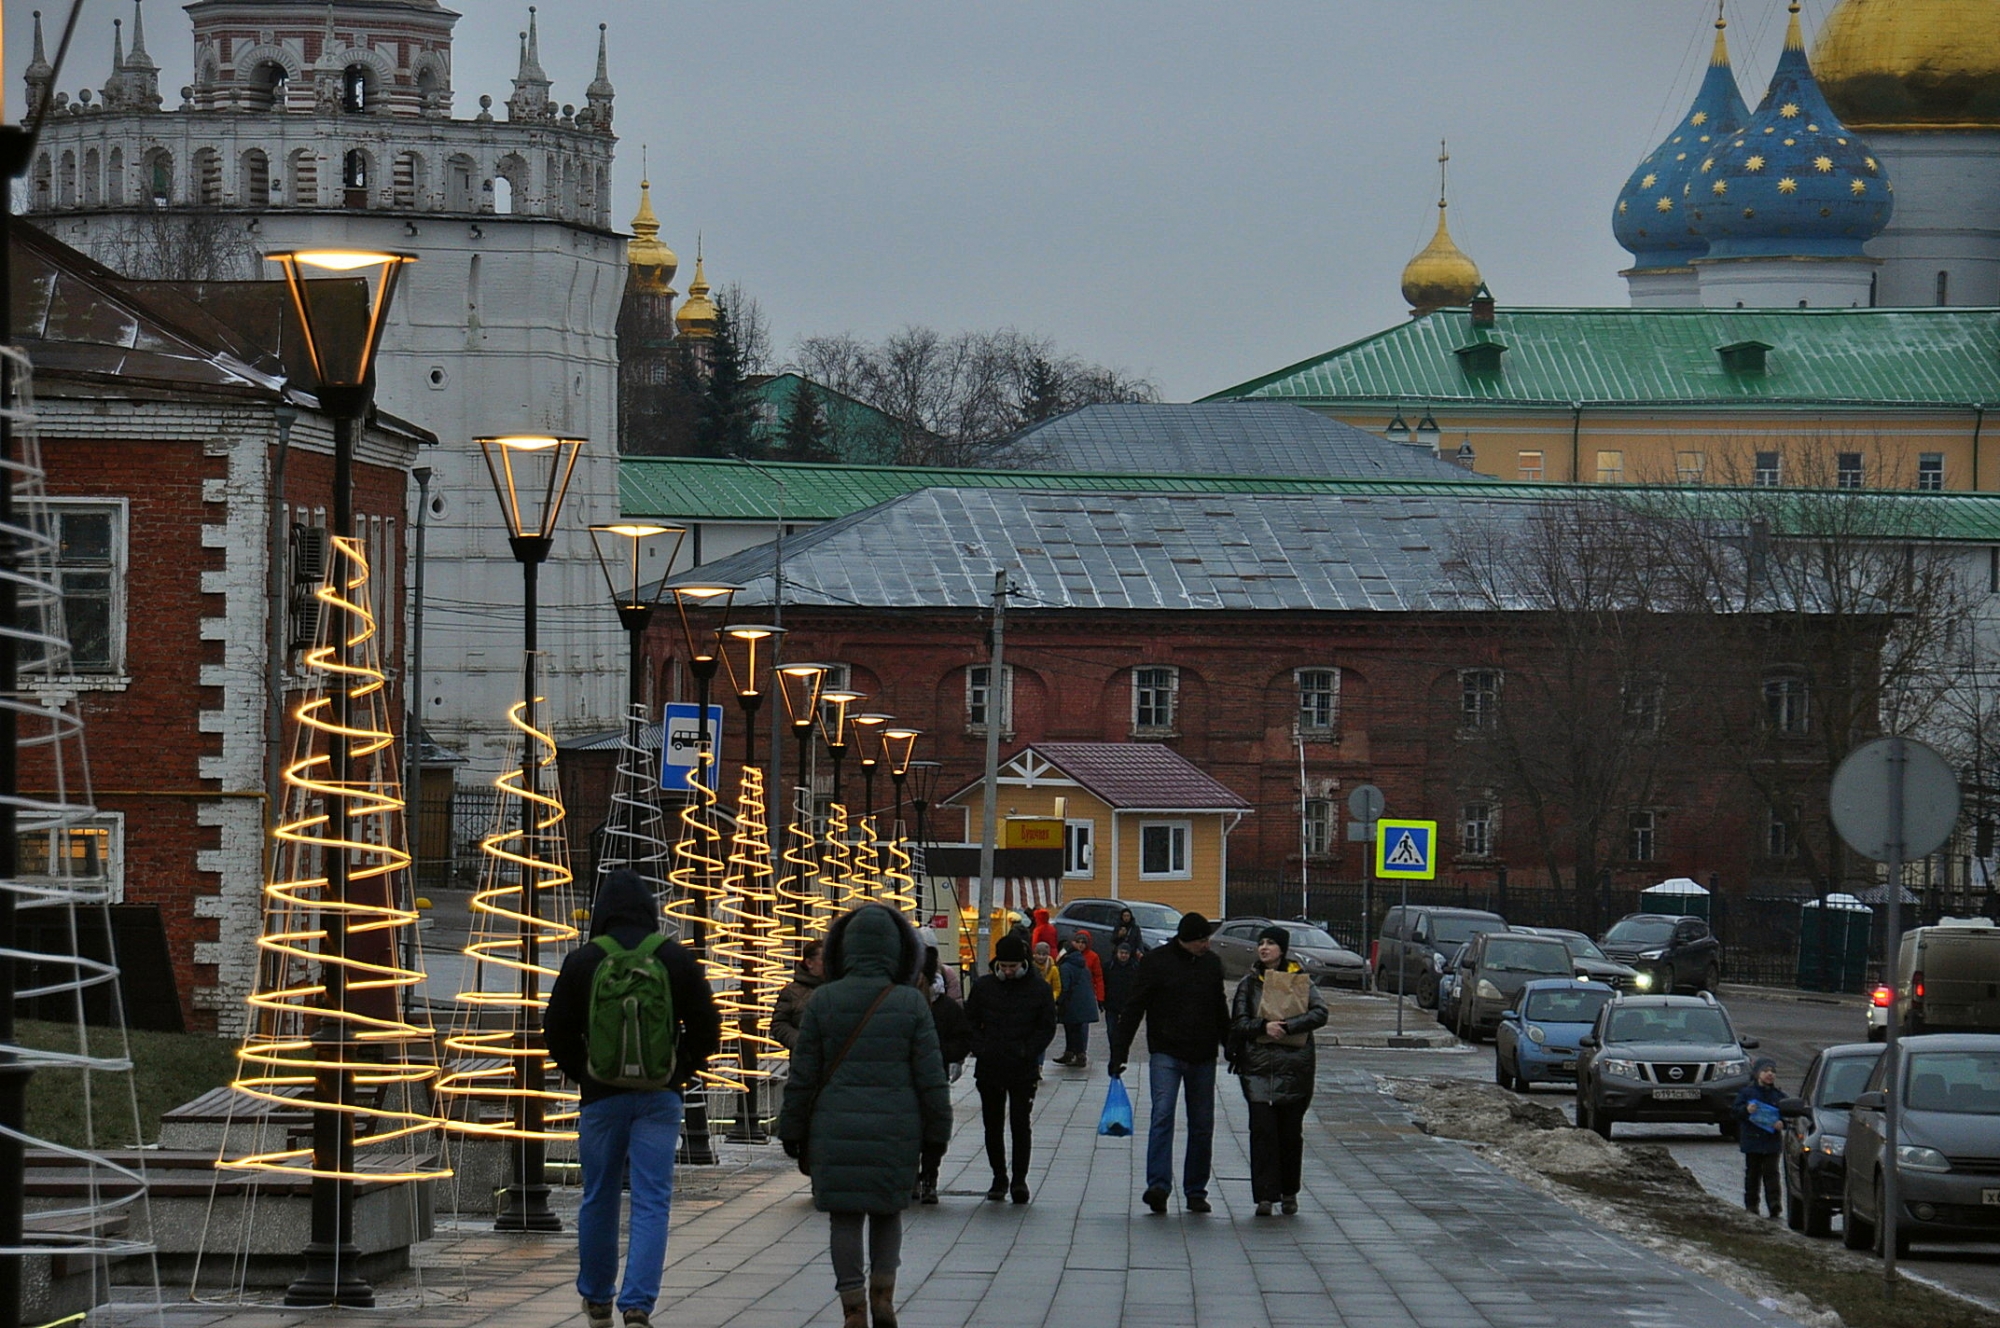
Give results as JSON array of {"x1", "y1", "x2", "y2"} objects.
[{"x1": 778, "y1": 904, "x2": 952, "y2": 1328}]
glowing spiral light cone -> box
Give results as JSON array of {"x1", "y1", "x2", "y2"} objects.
[
  {"x1": 881, "y1": 822, "x2": 919, "y2": 924},
  {"x1": 595, "y1": 701, "x2": 673, "y2": 907},
  {"x1": 775, "y1": 783, "x2": 821, "y2": 961},
  {"x1": 819, "y1": 804, "x2": 857, "y2": 918},
  {"x1": 229, "y1": 535, "x2": 448, "y2": 1180},
  {"x1": 434, "y1": 698, "x2": 580, "y2": 1141},
  {"x1": 665, "y1": 749, "x2": 746, "y2": 1093},
  {"x1": 850, "y1": 815, "x2": 884, "y2": 905},
  {"x1": 715, "y1": 766, "x2": 787, "y2": 1074}
]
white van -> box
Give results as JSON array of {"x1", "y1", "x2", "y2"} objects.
[{"x1": 1872, "y1": 919, "x2": 2000, "y2": 1040}]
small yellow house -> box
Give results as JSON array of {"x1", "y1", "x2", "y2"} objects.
[{"x1": 945, "y1": 743, "x2": 1251, "y2": 919}]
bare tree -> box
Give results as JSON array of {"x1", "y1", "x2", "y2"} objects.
[
  {"x1": 110, "y1": 209, "x2": 257, "y2": 281},
  {"x1": 716, "y1": 281, "x2": 772, "y2": 375}
]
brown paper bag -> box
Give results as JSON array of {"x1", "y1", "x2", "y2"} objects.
[{"x1": 1257, "y1": 970, "x2": 1311, "y2": 1047}]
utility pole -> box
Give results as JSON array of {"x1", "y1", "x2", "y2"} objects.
[{"x1": 973, "y1": 570, "x2": 1006, "y2": 977}]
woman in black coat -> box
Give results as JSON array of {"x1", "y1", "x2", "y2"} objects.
[
  {"x1": 916, "y1": 944, "x2": 972, "y2": 1205},
  {"x1": 1229, "y1": 926, "x2": 1329, "y2": 1217},
  {"x1": 962, "y1": 933, "x2": 1056, "y2": 1203}
]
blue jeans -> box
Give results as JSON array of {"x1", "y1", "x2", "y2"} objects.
[
  {"x1": 1145, "y1": 1054, "x2": 1216, "y2": 1198},
  {"x1": 577, "y1": 1090, "x2": 685, "y2": 1313}
]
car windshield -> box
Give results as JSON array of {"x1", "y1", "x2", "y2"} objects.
[
  {"x1": 1605, "y1": 1006, "x2": 1734, "y2": 1045},
  {"x1": 1523, "y1": 989, "x2": 1612, "y2": 1024},
  {"x1": 1817, "y1": 1055, "x2": 1880, "y2": 1110},
  {"x1": 1556, "y1": 933, "x2": 1609, "y2": 961},
  {"x1": 1433, "y1": 916, "x2": 1505, "y2": 946},
  {"x1": 1289, "y1": 926, "x2": 1344, "y2": 951},
  {"x1": 1605, "y1": 917, "x2": 1677, "y2": 945},
  {"x1": 1125, "y1": 903, "x2": 1182, "y2": 930},
  {"x1": 1906, "y1": 1051, "x2": 2000, "y2": 1115},
  {"x1": 1482, "y1": 939, "x2": 1574, "y2": 974}
]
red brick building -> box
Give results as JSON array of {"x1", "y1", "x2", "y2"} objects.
[{"x1": 16, "y1": 223, "x2": 429, "y2": 1033}]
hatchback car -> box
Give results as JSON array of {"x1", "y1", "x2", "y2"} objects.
[
  {"x1": 1778, "y1": 1042, "x2": 1881, "y2": 1237},
  {"x1": 1049, "y1": 898, "x2": 1180, "y2": 954},
  {"x1": 1449, "y1": 932, "x2": 1579, "y2": 1041},
  {"x1": 1574, "y1": 993, "x2": 1758, "y2": 1139},
  {"x1": 1511, "y1": 925, "x2": 1647, "y2": 992},
  {"x1": 1841, "y1": 1033, "x2": 2000, "y2": 1258},
  {"x1": 1211, "y1": 917, "x2": 1366, "y2": 987},
  {"x1": 1495, "y1": 979, "x2": 1615, "y2": 1091}
]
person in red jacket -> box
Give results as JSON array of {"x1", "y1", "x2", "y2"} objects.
[{"x1": 1030, "y1": 907, "x2": 1058, "y2": 955}]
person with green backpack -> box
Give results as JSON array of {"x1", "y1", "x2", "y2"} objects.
[{"x1": 545, "y1": 869, "x2": 721, "y2": 1328}]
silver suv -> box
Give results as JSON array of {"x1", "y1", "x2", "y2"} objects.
[
  {"x1": 1574, "y1": 992, "x2": 1759, "y2": 1139},
  {"x1": 1050, "y1": 898, "x2": 1180, "y2": 954}
]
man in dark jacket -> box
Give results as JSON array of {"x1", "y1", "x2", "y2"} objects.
[
  {"x1": 544, "y1": 870, "x2": 722, "y2": 1328},
  {"x1": 1102, "y1": 942, "x2": 1140, "y2": 1054},
  {"x1": 917, "y1": 945, "x2": 972, "y2": 1204},
  {"x1": 964, "y1": 933, "x2": 1057, "y2": 1203},
  {"x1": 1734, "y1": 1057, "x2": 1786, "y2": 1218},
  {"x1": 1107, "y1": 911, "x2": 1230, "y2": 1214},
  {"x1": 770, "y1": 940, "x2": 825, "y2": 1051}
]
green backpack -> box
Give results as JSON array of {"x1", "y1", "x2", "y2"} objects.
[{"x1": 586, "y1": 933, "x2": 679, "y2": 1089}]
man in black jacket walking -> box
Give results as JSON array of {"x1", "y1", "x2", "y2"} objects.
[
  {"x1": 963, "y1": 933, "x2": 1057, "y2": 1203},
  {"x1": 1107, "y1": 911, "x2": 1230, "y2": 1214},
  {"x1": 545, "y1": 870, "x2": 722, "y2": 1328}
]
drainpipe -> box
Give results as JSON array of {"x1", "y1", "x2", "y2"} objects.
[
  {"x1": 1973, "y1": 405, "x2": 1986, "y2": 492},
  {"x1": 406, "y1": 465, "x2": 433, "y2": 893},
  {"x1": 1569, "y1": 403, "x2": 1583, "y2": 483},
  {"x1": 267, "y1": 404, "x2": 299, "y2": 876}
]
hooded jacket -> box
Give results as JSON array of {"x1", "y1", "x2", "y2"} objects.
[
  {"x1": 1229, "y1": 961, "x2": 1330, "y2": 1105},
  {"x1": 543, "y1": 869, "x2": 722, "y2": 1106},
  {"x1": 1733, "y1": 1060, "x2": 1786, "y2": 1155},
  {"x1": 964, "y1": 964, "x2": 1058, "y2": 1088},
  {"x1": 776, "y1": 905, "x2": 953, "y2": 1213},
  {"x1": 1056, "y1": 947, "x2": 1100, "y2": 1026},
  {"x1": 1030, "y1": 908, "x2": 1058, "y2": 954},
  {"x1": 770, "y1": 960, "x2": 823, "y2": 1051}
]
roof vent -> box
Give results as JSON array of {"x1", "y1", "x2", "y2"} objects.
[
  {"x1": 1717, "y1": 340, "x2": 1772, "y2": 375},
  {"x1": 1469, "y1": 283, "x2": 1496, "y2": 328},
  {"x1": 1453, "y1": 339, "x2": 1507, "y2": 377}
]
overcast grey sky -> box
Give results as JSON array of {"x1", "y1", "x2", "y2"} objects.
[{"x1": 8, "y1": 0, "x2": 1847, "y2": 399}]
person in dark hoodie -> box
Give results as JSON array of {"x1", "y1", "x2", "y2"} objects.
[
  {"x1": 916, "y1": 944, "x2": 973, "y2": 1204},
  {"x1": 770, "y1": 939, "x2": 825, "y2": 1051},
  {"x1": 963, "y1": 933, "x2": 1057, "y2": 1203},
  {"x1": 544, "y1": 870, "x2": 722, "y2": 1328},
  {"x1": 1734, "y1": 1056, "x2": 1786, "y2": 1218},
  {"x1": 1101, "y1": 942, "x2": 1141, "y2": 1053},
  {"x1": 778, "y1": 904, "x2": 951, "y2": 1328},
  {"x1": 1108, "y1": 911, "x2": 1230, "y2": 1215}
]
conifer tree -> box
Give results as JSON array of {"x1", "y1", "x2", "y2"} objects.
[
  {"x1": 778, "y1": 382, "x2": 836, "y2": 463},
  {"x1": 693, "y1": 301, "x2": 759, "y2": 459}
]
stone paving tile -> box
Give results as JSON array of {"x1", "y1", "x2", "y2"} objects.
[{"x1": 97, "y1": 1047, "x2": 1813, "y2": 1328}]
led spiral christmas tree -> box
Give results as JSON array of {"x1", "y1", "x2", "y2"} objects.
[
  {"x1": 713, "y1": 765, "x2": 785, "y2": 1139},
  {"x1": 774, "y1": 663, "x2": 830, "y2": 961}
]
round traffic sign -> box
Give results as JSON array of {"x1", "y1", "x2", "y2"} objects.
[
  {"x1": 1829, "y1": 736, "x2": 1960, "y2": 864},
  {"x1": 1348, "y1": 783, "x2": 1385, "y2": 823}
]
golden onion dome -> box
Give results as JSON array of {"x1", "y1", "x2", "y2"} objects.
[
  {"x1": 1401, "y1": 201, "x2": 1483, "y2": 318},
  {"x1": 625, "y1": 179, "x2": 678, "y2": 294},
  {"x1": 1813, "y1": 0, "x2": 2000, "y2": 129},
  {"x1": 674, "y1": 253, "x2": 717, "y2": 339}
]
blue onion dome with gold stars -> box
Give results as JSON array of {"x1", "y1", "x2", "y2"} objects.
[
  {"x1": 1614, "y1": 7, "x2": 1750, "y2": 270},
  {"x1": 1687, "y1": 2, "x2": 1894, "y2": 259}
]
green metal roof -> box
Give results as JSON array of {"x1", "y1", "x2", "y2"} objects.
[
  {"x1": 621, "y1": 454, "x2": 2000, "y2": 541},
  {"x1": 743, "y1": 372, "x2": 907, "y2": 463},
  {"x1": 1205, "y1": 306, "x2": 2000, "y2": 410}
]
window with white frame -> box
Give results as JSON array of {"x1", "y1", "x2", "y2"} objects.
[
  {"x1": 1516, "y1": 451, "x2": 1544, "y2": 482},
  {"x1": 1628, "y1": 810, "x2": 1658, "y2": 862},
  {"x1": 1064, "y1": 819, "x2": 1094, "y2": 878},
  {"x1": 16, "y1": 814, "x2": 122, "y2": 902},
  {"x1": 1459, "y1": 801, "x2": 1494, "y2": 857},
  {"x1": 1132, "y1": 666, "x2": 1177, "y2": 733},
  {"x1": 1139, "y1": 821, "x2": 1191, "y2": 878},
  {"x1": 1296, "y1": 668, "x2": 1339, "y2": 735},
  {"x1": 1754, "y1": 451, "x2": 1782, "y2": 487},
  {"x1": 1918, "y1": 453, "x2": 1944, "y2": 492},
  {"x1": 966, "y1": 663, "x2": 1012, "y2": 732},
  {"x1": 1595, "y1": 450, "x2": 1625, "y2": 484},
  {"x1": 1622, "y1": 673, "x2": 1663, "y2": 733},
  {"x1": 1675, "y1": 451, "x2": 1707, "y2": 484},
  {"x1": 1837, "y1": 452, "x2": 1865, "y2": 490},
  {"x1": 1460, "y1": 669, "x2": 1500, "y2": 729},
  {"x1": 1764, "y1": 674, "x2": 1810, "y2": 735},
  {"x1": 50, "y1": 502, "x2": 125, "y2": 674},
  {"x1": 1302, "y1": 799, "x2": 1333, "y2": 857}
]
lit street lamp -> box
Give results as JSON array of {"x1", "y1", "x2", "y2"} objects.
[
  {"x1": 477, "y1": 433, "x2": 584, "y2": 1234},
  {"x1": 587, "y1": 522, "x2": 686, "y2": 879}
]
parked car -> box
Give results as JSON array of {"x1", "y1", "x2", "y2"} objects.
[
  {"x1": 1495, "y1": 979, "x2": 1616, "y2": 1091},
  {"x1": 1842, "y1": 1033, "x2": 2000, "y2": 1258},
  {"x1": 1573, "y1": 992, "x2": 1758, "y2": 1139},
  {"x1": 1865, "y1": 981, "x2": 1891, "y2": 1042},
  {"x1": 1373, "y1": 905, "x2": 1508, "y2": 1009},
  {"x1": 1511, "y1": 925, "x2": 1648, "y2": 992},
  {"x1": 1778, "y1": 1042, "x2": 1882, "y2": 1237},
  {"x1": 1598, "y1": 913, "x2": 1722, "y2": 994},
  {"x1": 1889, "y1": 920, "x2": 2000, "y2": 1037},
  {"x1": 1435, "y1": 943, "x2": 1471, "y2": 1029},
  {"x1": 1211, "y1": 917, "x2": 1366, "y2": 987},
  {"x1": 1447, "y1": 932, "x2": 1579, "y2": 1041},
  {"x1": 1049, "y1": 898, "x2": 1180, "y2": 954}
]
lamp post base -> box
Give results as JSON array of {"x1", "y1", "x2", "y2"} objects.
[
  {"x1": 493, "y1": 1184, "x2": 563, "y2": 1233},
  {"x1": 679, "y1": 1098, "x2": 720, "y2": 1165},
  {"x1": 285, "y1": 1243, "x2": 375, "y2": 1308}
]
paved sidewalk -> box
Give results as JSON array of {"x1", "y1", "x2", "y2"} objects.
[{"x1": 117, "y1": 1044, "x2": 1808, "y2": 1328}]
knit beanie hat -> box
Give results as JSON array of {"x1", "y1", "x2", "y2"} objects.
[
  {"x1": 1176, "y1": 912, "x2": 1213, "y2": 942},
  {"x1": 1752, "y1": 1056, "x2": 1777, "y2": 1078},
  {"x1": 993, "y1": 933, "x2": 1029, "y2": 964},
  {"x1": 1257, "y1": 925, "x2": 1291, "y2": 955}
]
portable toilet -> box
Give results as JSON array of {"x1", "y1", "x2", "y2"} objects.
[
  {"x1": 1639, "y1": 877, "x2": 1711, "y2": 921},
  {"x1": 1796, "y1": 893, "x2": 1873, "y2": 993}
]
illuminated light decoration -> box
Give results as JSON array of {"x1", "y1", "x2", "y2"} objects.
[
  {"x1": 597, "y1": 701, "x2": 674, "y2": 909},
  {"x1": 714, "y1": 765, "x2": 788, "y2": 1073},
  {"x1": 664, "y1": 747, "x2": 747, "y2": 1094},
  {"x1": 879, "y1": 824, "x2": 918, "y2": 923},
  {"x1": 229, "y1": 535, "x2": 449, "y2": 1180},
  {"x1": 819, "y1": 804, "x2": 857, "y2": 918},
  {"x1": 774, "y1": 781, "x2": 822, "y2": 958},
  {"x1": 433, "y1": 696, "x2": 581, "y2": 1141},
  {"x1": 851, "y1": 815, "x2": 886, "y2": 906}
]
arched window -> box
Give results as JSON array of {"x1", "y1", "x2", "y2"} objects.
[
  {"x1": 240, "y1": 149, "x2": 270, "y2": 207},
  {"x1": 248, "y1": 61, "x2": 289, "y2": 112},
  {"x1": 444, "y1": 154, "x2": 478, "y2": 212},
  {"x1": 342, "y1": 64, "x2": 372, "y2": 113},
  {"x1": 342, "y1": 149, "x2": 371, "y2": 207},
  {"x1": 31, "y1": 154, "x2": 50, "y2": 209},
  {"x1": 495, "y1": 154, "x2": 527, "y2": 215},
  {"x1": 287, "y1": 149, "x2": 317, "y2": 208},
  {"x1": 58, "y1": 150, "x2": 76, "y2": 207},
  {"x1": 141, "y1": 148, "x2": 174, "y2": 206},
  {"x1": 82, "y1": 148, "x2": 100, "y2": 206},
  {"x1": 393, "y1": 152, "x2": 424, "y2": 209},
  {"x1": 193, "y1": 148, "x2": 221, "y2": 205},
  {"x1": 106, "y1": 147, "x2": 124, "y2": 205}
]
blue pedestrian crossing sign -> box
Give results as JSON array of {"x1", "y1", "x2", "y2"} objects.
[{"x1": 1375, "y1": 819, "x2": 1437, "y2": 880}]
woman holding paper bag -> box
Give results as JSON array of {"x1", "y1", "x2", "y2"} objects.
[{"x1": 1229, "y1": 925, "x2": 1329, "y2": 1217}]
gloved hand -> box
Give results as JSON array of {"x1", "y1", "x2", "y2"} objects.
[
  {"x1": 948, "y1": 1061, "x2": 964, "y2": 1083},
  {"x1": 1109, "y1": 1062, "x2": 1126, "y2": 1078},
  {"x1": 781, "y1": 1138, "x2": 801, "y2": 1159}
]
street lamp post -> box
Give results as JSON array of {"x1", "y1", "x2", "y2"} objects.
[
  {"x1": 269, "y1": 248, "x2": 414, "y2": 1308},
  {"x1": 852, "y1": 714, "x2": 895, "y2": 822},
  {"x1": 718, "y1": 625, "x2": 786, "y2": 1142},
  {"x1": 587, "y1": 522, "x2": 686, "y2": 878},
  {"x1": 817, "y1": 690, "x2": 865, "y2": 815},
  {"x1": 881, "y1": 727, "x2": 922, "y2": 840},
  {"x1": 664, "y1": 581, "x2": 741, "y2": 949},
  {"x1": 477, "y1": 433, "x2": 584, "y2": 1234},
  {"x1": 775, "y1": 664, "x2": 830, "y2": 943},
  {"x1": 906, "y1": 760, "x2": 945, "y2": 954}
]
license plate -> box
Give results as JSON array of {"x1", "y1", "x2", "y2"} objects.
[
  {"x1": 1652, "y1": 1088, "x2": 1701, "y2": 1101},
  {"x1": 1559, "y1": 1059, "x2": 1577, "y2": 1072},
  {"x1": 1984, "y1": 1189, "x2": 1999, "y2": 1207}
]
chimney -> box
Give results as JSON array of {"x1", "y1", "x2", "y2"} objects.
[{"x1": 1469, "y1": 283, "x2": 1496, "y2": 329}]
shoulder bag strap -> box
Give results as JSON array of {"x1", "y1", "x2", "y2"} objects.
[{"x1": 819, "y1": 984, "x2": 896, "y2": 1088}]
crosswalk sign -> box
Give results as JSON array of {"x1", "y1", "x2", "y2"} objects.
[{"x1": 1375, "y1": 819, "x2": 1437, "y2": 880}]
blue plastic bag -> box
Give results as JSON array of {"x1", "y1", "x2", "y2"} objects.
[
  {"x1": 1098, "y1": 1076, "x2": 1134, "y2": 1137},
  {"x1": 1747, "y1": 1100, "x2": 1781, "y2": 1133}
]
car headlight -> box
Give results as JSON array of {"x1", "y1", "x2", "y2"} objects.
[
  {"x1": 1598, "y1": 1057, "x2": 1640, "y2": 1079},
  {"x1": 1897, "y1": 1146, "x2": 1951, "y2": 1172},
  {"x1": 1476, "y1": 979, "x2": 1502, "y2": 1000},
  {"x1": 1631, "y1": 971, "x2": 1654, "y2": 990},
  {"x1": 1527, "y1": 1024, "x2": 1547, "y2": 1045},
  {"x1": 1639, "y1": 949, "x2": 1665, "y2": 961},
  {"x1": 1716, "y1": 1058, "x2": 1748, "y2": 1078},
  {"x1": 1432, "y1": 953, "x2": 1448, "y2": 973},
  {"x1": 1817, "y1": 1135, "x2": 1845, "y2": 1157}
]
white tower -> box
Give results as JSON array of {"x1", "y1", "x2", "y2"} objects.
[{"x1": 23, "y1": 0, "x2": 631, "y2": 774}]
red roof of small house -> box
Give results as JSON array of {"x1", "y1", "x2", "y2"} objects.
[{"x1": 947, "y1": 742, "x2": 1251, "y2": 814}]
